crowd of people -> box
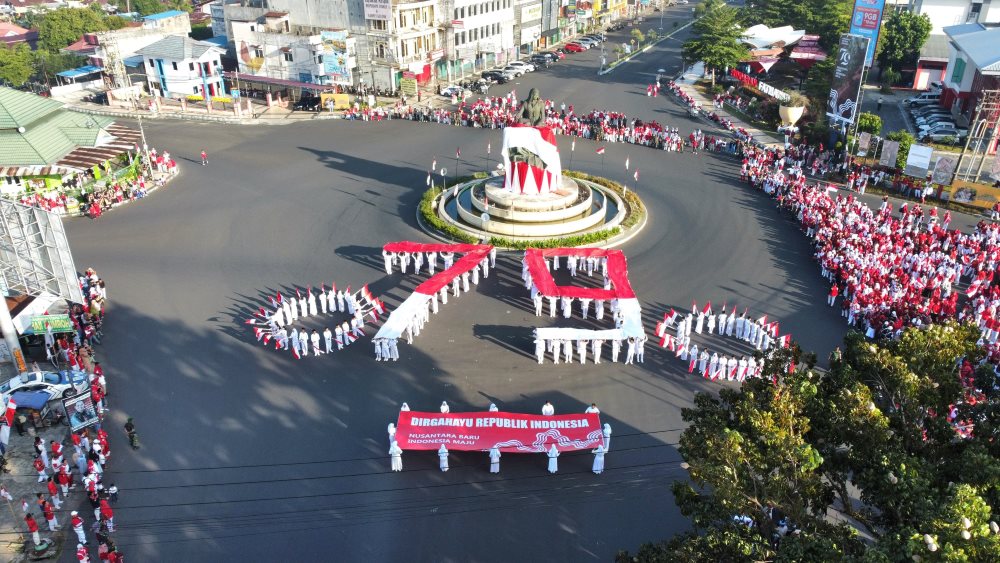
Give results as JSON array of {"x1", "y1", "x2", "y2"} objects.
[
  {"x1": 14, "y1": 267, "x2": 126, "y2": 562},
  {"x1": 255, "y1": 284, "x2": 384, "y2": 360}
]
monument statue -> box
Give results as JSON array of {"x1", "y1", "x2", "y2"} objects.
[
  {"x1": 501, "y1": 88, "x2": 562, "y2": 195},
  {"x1": 519, "y1": 88, "x2": 546, "y2": 127}
]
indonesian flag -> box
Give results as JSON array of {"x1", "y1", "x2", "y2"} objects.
[
  {"x1": 675, "y1": 341, "x2": 686, "y2": 357},
  {"x1": 769, "y1": 322, "x2": 779, "y2": 337},
  {"x1": 3, "y1": 398, "x2": 15, "y2": 426},
  {"x1": 737, "y1": 363, "x2": 748, "y2": 382},
  {"x1": 596, "y1": 147, "x2": 606, "y2": 155},
  {"x1": 456, "y1": 147, "x2": 461, "y2": 158},
  {"x1": 292, "y1": 347, "x2": 301, "y2": 360},
  {"x1": 373, "y1": 298, "x2": 385, "y2": 315},
  {"x1": 757, "y1": 314, "x2": 767, "y2": 325},
  {"x1": 244, "y1": 319, "x2": 259, "y2": 325},
  {"x1": 369, "y1": 308, "x2": 380, "y2": 322},
  {"x1": 268, "y1": 295, "x2": 278, "y2": 307},
  {"x1": 625, "y1": 156, "x2": 630, "y2": 170},
  {"x1": 296, "y1": 288, "x2": 302, "y2": 299},
  {"x1": 661, "y1": 333, "x2": 674, "y2": 350},
  {"x1": 665, "y1": 309, "x2": 679, "y2": 325},
  {"x1": 321, "y1": 283, "x2": 326, "y2": 295},
  {"x1": 276, "y1": 292, "x2": 283, "y2": 304},
  {"x1": 688, "y1": 356, "x2": 697, "y2": 373},
  {"x1": 656, "y1": 321, "x2": 666, "y2": 337},
  {"x1": 262, "y1": 333, "x2": 272, "y2": 345},
  {"x1": 692, "y1": 300, "x2": 698, "y2": 313},
  {"x1": 274, "y1": 339, "x2": 282, "y2": 350},
  {"x1": 778, "y1": 334, "x2": 791, "y2": 348},
  {"x1": 331, "y1": 282, "x2": 336, "y2": 295},
  {"x1": 258, "y1": 307, "x2": 267, "y2": 318},
  {"x1": 731, "y1": 305, "x2": 737, "y2": 317},
  {"x1": 346, "y1": 331, "x2": 358, "y2": 343},
  {"x1": 729, "y1": 364, "x2": 738, "y2": 381},
  {"x1": 702, "y1": 301, "x2": 712, "y2": 315},
  {"x1": 254, "y1": 327, "x2": 264, "y2": 341}
]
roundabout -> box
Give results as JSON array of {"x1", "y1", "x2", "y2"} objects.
[{"x1": 58, "y1": 55, "x2": 855, "y2": 562}]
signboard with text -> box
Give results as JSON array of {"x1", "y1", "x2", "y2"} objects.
[
  {"x1": 826, "y1": 34, "x2": 869, "y2": 126},
  {"x1": 849, "y1": 0, "x2": 885, "y2": 67},
  {"x1": 395, "y1": 411, "x2": 603, "y2": 453},
  {"x1": 363, "y1": 0, "x2": 391, "y2": 21},
  {"x1": 320, "y1": 31, "x2": 352, "y2": 84},
  {"x1": 30, "y1": 314, "x2": 73, "y2": 334}
]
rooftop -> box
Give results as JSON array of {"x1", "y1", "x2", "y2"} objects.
[
  {"x1": 919, "y1": 33, "x2": 950, "y2": 62},
  {"x1": 143, "y1": 10, "x2": 188, "y2": 21},
  {"x1": 136, "y1": 35, "x2": 225, "y2": 61},
  {"x1": 944, "y1": 23, "x2": 1000, "y2": 73}
]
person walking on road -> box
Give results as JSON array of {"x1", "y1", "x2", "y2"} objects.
[
  {"x1": 25, "y1": 513, "x2": 41, "y2": 545},
  {"x1": 71, "y1": 511, "x2": 87, "y2": 545},
  {"x1": 200, "y1": 150, "x2": 208, "y2": 166}
]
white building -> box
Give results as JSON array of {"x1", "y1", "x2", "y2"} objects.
[
  {"x1": 449, "y1": 0, "x2": 517, "y2": 79},
  {"x1": 136, "y1": 36, "x2": 227, "y2": 99},
  {"x1": 887, "y1": 0, "x2": 1000, "y2": 34}
]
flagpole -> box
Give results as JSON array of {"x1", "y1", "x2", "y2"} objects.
[
  {"x1": 569, "y1": 140, "x2": 575, "y2": 171},
  {"x1": 601, "y1": 153, "x2": 605, "y2": 177},
  {"x1": 455, "y1": 147, "x2": 460, "y2": 186}
]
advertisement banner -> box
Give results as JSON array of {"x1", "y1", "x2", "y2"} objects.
[
  {"x1": 950, "y1": 180, "x2": 1000, "y2": 209},
  {"x1": 904, "y1": 144, "x2": 934, "y2": 178},
  {"x1": 857, "y1": 131, "x2": 872, "y2": 154},
  {"x1": 931, "y1": 155, "x2": 957, "y2": 185},
  {"x1": 63, "y1": 391, "x2": 100, "y2": 432},
  {"x1": 827, "y1": 34, "x2": 869, "y2": 126},
  {"x1": 363, "y1": 0, "x2": 391, "y2": 20},
  {"x1": 849, "y1": 0, "x2": 885, "y2": 67},
  {"x1": 30, "y1": 314, "x2": 73, "y2": 334},
  {"x1": 400, "y1": 78, "x2": 417, "y2": 96},
  {"x1": 521, "y1": 4, "x2": 543, "y2": 21},
  {"x1": 879, "y1": 140, "x2": 900, "y2": 167},
  {"x1": 321, "y1": 31, "x2": 351, "y2": 84},
  {"x1": 990, "y1": 155, "x2": 1000, "y2": 182},
  {"x1": 395, "y1": 411, "x2": 603, "y2": 453}
]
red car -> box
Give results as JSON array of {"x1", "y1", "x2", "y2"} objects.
[
  {"x1": 547, "y1": 50, "x2": 566, "y2": 60},
  {"x1": 563, "y1": 42, "x2": 586, "y2": 53}
]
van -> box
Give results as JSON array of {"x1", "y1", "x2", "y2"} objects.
[{"x1": 904, "y1": 91, "x2": 942, "y2": 107}]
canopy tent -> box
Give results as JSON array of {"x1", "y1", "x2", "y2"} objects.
[
  {"x1": 789, "y1": 35, "x2": 827, "y2": 70},
  {"x1": 56, "y1": 65, "x2": 104, "y2": 82}
]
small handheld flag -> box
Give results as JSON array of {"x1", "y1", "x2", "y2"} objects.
[
  {"x1": 596, "y1": 147, "x2": 606, "y2": 155},
  {"x1": 456, "y1": 147, "x2": 461, "y2": 158}
]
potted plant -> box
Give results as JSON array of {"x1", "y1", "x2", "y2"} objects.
[{"x1": 778, "y1": 90, "x2": 808, "y2": 127}]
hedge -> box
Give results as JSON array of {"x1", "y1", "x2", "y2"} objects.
[{"x1": 418, "y1": 172, "x2": 642, "y2": 248}]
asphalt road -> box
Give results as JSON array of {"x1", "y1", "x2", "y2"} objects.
[{"x1": 60, "y1": 8, "x2": 857, "y2": 562}]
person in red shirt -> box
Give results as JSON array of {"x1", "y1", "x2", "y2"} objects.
[
  {"x1": 25, "y1": 513, "x2": 40, "y2": 545},
  {"x1": 828, "y1": 283, "x2": 839, "y2": 307},
  {"x1": 99, "y1": 499, "x2": 114, "y2": 532},
  {"x1": 46, "y1": 478, "x2": 62, "y2": 509},
  {"x1": 33, "y1": 455, "x2": 47, "y2": 483},
  {"x1": 77, "y1": 543, "x2": 90, "y2": 563}
]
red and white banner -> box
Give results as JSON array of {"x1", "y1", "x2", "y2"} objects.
[
  {"x1": 501, "y1": 125, "x2": 562, "y2": 195},
  {"x1": 395, "y1": 411, "x2": 603, "y2": 453}
]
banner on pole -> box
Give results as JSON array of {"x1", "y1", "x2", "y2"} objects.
[
  {"x1": 904, "y1": 144, "x2": 934, "y2": 178},
  {"x1": 931, "y1": 155, "x2": 957, "y2": 185},
  {"x1": 879, "y1": 140, "x2": 900, "y2": 167},
  {"x1": 826, "y1": 34, "x2": 869, "y2": 127},
  {"x1": 857, "y1": 131, "x2": 872, "y2": 154},
  {"x1": 849, "y1": 0, "x2": 886, "y2": 67},
  {"x1": 395, "y1": 411, "x2": 603, "y2": 453}
]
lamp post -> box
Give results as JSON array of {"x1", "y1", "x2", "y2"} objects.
[{"x1": 659, "y1": 0, "x2": 664, "y2": 30}]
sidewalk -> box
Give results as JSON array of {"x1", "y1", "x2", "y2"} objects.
[{"x1": 671, "y1": 75, "x2": 784, "y2": 149}]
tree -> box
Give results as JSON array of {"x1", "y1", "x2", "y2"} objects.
[
  {"x1": 0, "y1": 43, "x2": 35, "y2": 87},
  {"x1": 31, "y1": 50, "x2": 86, "y2": 87},
  {"x1": 620, "y1": 323, "x2": 1000, "y2": 561},
  {"x1": 743, "y1": 0, "x2": 852, "y2": 50},
  {"x1": 856, "y1": 112, "x2": 883, "y2": 136},
  {"x1": 631, "y1": 28, "x2": 645, "y2": 47},
  {"x1": 682, "y1": 0, "x2": 749, "y2": 87},
  {"x1": 36, "y1": 7, "x2": 109, "y2": 53},
  {"x1": 877, "y1": 10, "x2": 932, "y2": 77},
  {"x1": 886, "y1": 130, "x2": 914, "y2": 169}
]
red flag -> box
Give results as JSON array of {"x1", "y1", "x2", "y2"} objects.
[
  {"x1": 296, "y1": 288, "x2": 302, "y2": 299},
  {"x1": 276, "y1": 293, "x2": 283, "y2": 304},
  {"x1": 4, "y1": 398, "x2": 15, "y2": 426},
  {"x1": 244, "y1": 319, "x2": 258, "y2": 325},
  {"x1": 274, "y1": 339, "x2": 282, "y2": 350},
  {"x1": 702, "y1": 301, "x2": 712, "y2": 315},
  {"x1": 292, "y1": 347, "x2": 301, "y2": 360},
  {"x1": 595, "y1": 147, "x2": 606, "y2": 155},
  {"x1": 456, "y1": 147, "x2": 461, "y2": 158}
]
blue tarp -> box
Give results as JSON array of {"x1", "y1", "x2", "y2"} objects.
[
  {"x1": 11, "y1": 390, "x2": 51, "y2": 411},
  {"x1": 56, "y1": 65, "x2": 104, "y2": 79},
  {"x1": 143, "y1": 10, "x2": 185, "y2": 21}
]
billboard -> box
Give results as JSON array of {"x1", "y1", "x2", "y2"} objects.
[
  {"x1": 395, "y1": 411, "x2": 603, "y2": 452},
  {"x1": 879, "y1": 140, "x2": 900, "y2": 167},
  {"x1": 826, "y1": 34, "x2": 869, "y2": 127},
  {"x1": 363, "y1": 0, "x2": 391, "y2": 21},
  {"x1": 904, "y1": 144, "x2": 934, "y2": 178},
  {"x1": 931, "y1": 155, "x2": 957, "y2": 185},
  {"x1": 320, "y1": 31, "x2": 352, "y2": 84},
  {"x1": 849, "y1": 0, "x2": 885, "y2": 67},
  {"x1": 30, "y1": 314, "x2": 73, "y2": 334},
  {"x1": 63, "y1": 391, "x2": 100, "y2": 432}
]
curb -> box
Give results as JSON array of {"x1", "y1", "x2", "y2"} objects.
[{"x1": 597, "y1": 19, "x2": 696, "y2": 76}]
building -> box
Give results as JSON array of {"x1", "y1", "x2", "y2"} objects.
[
  {"x1": 940, "y1": 23, "x2": 1000, "y2": 118},
  {"x1": 591, "y1": 0, "x2": 627, "y2": 27},
  {"x1": 515, "y1": 0, "x2": 543, "y2": 54},
  {"x1": 0, "y1": 22, "x2": 38, "y2": 48},
  {"x1": 887, "y1": 0, "x2": 1000, "y2": 34},
  {"x1": 136, "y1": 36, "x2": 226, "y2": 98},
  {"x1": 449, "y1": 0, "x2": 517, "y2": 81},
  {"x1": 0, "y1": 87, "x2": 140, "y2": 195}
]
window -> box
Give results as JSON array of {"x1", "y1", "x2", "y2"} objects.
[
  {"x1": 189, "y1": 62, "x2": 195, "y2": 71},
  {"x1": 371, "y1": 19, "x2": 387, "y2": 31},
  {"x1": 193, "y1": 86, "x2": 199, "y2": 94},
  {"x1": 283, "y1": 51, "x2": 293, "y2": 62},
  {"x1": 316, "y1": 54, "x2": 324, "y2": 64},
  {"x1": 254, "y1": 47, "x2": 264, "y2": 58},
  {"x1": 172, "y1": 61, "x2": 178, "y2": 71},
  {"x1": 148, "y1": 58, "x2": 154, "y2": 67}
]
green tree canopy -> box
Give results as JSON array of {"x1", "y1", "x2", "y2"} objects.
[
  {"x1": 887, "y1": 130, "x2": 915, "y2": 169},
  {"x1": 620, "y1": 323, "x2": 1000, "y2": 561},
  {"x1": 856, "y1": 111, "x2": 883, "y2": 136},
  {"x1": 36, "y1": 7, "x2": 109, "y2": 53},
  {"x1": 0, "y1": 43, "x2": 35, "y2": 87},
  {"x1": 682, "y1": 0, "x2": 749, "y2": 87},
  {"x1": 877, "y1": 10, "x2": 932, "y2": 76}
]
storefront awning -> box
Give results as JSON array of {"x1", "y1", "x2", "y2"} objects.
[
  {"x1": 56, "y1": 65, "x2": 104, "y2": 79},
  {"x1": 224, "y1": 72, "x2": 338, "y2": 92},
  {"x1": 6, "y1": 292, "x2": 59, "y2": 335}
]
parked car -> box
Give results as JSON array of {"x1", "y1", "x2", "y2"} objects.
[
  {"x1": 507, "y1": 61, "x2": 535, "y2": 72},
  {"x1": 502, "y1": 64, "x2": 525, "y2": 77},
  {"x1": 440, "y1": 85, "x2": 469, "y2": 97},
  {"x1": 481, "y1": 70, "x2": 509, "y2": 84},
  {"x1": 915, "y1": 115, "x2": 956, "y2": 128},
  {"x1": 583, "y1": 34, "x2": 605, "y2": 43},
  {"x1": 533, "y1": 51, "x2": 559, "y2": 63},
  {"x1": 529, "y1": 54, "x2": 552, "y2": 67},
  {"x1": 545, "y1": 50, "x2": 566, "y2": 60},
  {"x1": 292, "y1": 95, "x2": 321, "y2": 112},
  {"x1": 910, "y1": 106, "x2": 950, "y2": 118},
  {"x1": 0, "y1": 370, "x2": 89, "y2": 403},
  {"x1": 575, "y1": 37, "x2": 600, "y2": 47},
  {"x1": 903, "y1": 91, "x2": 942, "y2": 106},
  {"x1": 564, "y1": 42, "x2": 587, "y2": 53},
  {"x1": 921, "y1": 127, "x2": 968, "y2": 143}
]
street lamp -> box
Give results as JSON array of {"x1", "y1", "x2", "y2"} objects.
[{"x1": 659, "y1": 0, "x2": 664, "y2": 30}]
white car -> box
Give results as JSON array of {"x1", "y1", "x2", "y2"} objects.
[
  {"x1": 0, "y1": 370, "x2": 90, "y2": 403},
  {"x1": 502, "y1": 64, "x2": 526, "y2": 77},
  {"x1": 507, "y1": 61, "x2": 535, "y2": 73}
]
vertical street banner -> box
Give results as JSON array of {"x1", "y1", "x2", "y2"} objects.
[
  {"x1": 827, "y1": 34, "x2": 869, "y2": 127},
  {"x1": 931, "y1": 155, "x2": 958, "y2": 185},
  {"x1": 879, "y1": 140, "x2": 900, "y2": 167},
  {"x1": 849, "y1": 0, "x2": 886, "y2": 67},
  {"x1": 857, "y1": 131, "x2": 872, "y2": 154}
]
